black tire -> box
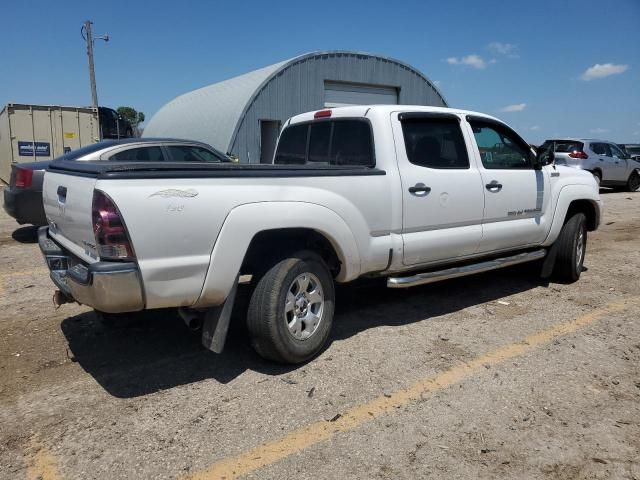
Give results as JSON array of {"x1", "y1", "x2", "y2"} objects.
[
  {"x1": 592, "y1": 170, "x2": 602, "y2": 187},
  {"x1": 553, "y1": 213, "x2": 587, "y2": 282},
  {"x1": 247, "y1": 251, "x2": 335, "y2": 364},
  {"x1": 626, "y1": 170, "x2": 640, "y2": 192}
]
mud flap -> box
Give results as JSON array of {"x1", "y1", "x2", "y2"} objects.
[
  {"x1": 540, "y1": 244, "x2": 557, "y2": 279},
  {"x1": 201, "y1": 277, "x2": 238, "y2": 354}
]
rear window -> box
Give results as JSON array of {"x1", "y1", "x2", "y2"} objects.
[
  {"x1": 554, "y1": 141, "x2": 584, "y2": 153},
  {"x1": 166, "y1": 145, "x2": 225, "y2": 162},
  {"x1": 274, "y1": 124, "x2": 308, "y2": 164},
  {"x1": 275, "y1": 120, "x2": 374, "y2": 167}
]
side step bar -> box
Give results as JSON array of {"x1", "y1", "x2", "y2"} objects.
[{"x1": 387, "y1": 249, "x2": 546, "y2": 289}]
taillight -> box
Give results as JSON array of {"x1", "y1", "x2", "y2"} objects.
[
  {"x1": 314, "y1": 109, "x2": 332, "y2": 119},
  {"x1": 91, "y1": 190, "x2": 135, "y2": 260},
  {"x1": 568, "y1": 150, "x2": 588, "y2": 159},
  {"x1": 14, "y1": 167, "x2": 33, "y2": 188}
]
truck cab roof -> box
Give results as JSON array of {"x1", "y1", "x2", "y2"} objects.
[{"x1": 286, "y1": 105, "x2": 503, "y2": 125}]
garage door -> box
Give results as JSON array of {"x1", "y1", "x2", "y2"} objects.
[{"x1": 324, "y1": 81, "x2": 398, "y2": 107}]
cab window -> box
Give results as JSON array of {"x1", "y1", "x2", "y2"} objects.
[
  {"x1": 469, "y1": 121, "x2": 531, "y2": 169},
  {"x1": 400, "y1": 117, "x2": 469, "y2": 169}
]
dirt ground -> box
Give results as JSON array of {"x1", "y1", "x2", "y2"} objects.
[{"x1": 1, "y1": 187, "x2": 639, "y2": 480}]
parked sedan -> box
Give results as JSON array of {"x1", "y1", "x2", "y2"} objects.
[
  {"x1": 3, "y1": 138, "x2": 230, "y2": 226},
  {"x1": 539, "y1": 138, "x2": 640, "y2": 191}
]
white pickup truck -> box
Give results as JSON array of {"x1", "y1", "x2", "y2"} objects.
[{"x1": 39, "y1": 105, "x2": 601, "y2": 363}]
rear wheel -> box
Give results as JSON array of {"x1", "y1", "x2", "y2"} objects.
[
  {"x1": 592, "y1": 170, "x2": 602, "y2": 187},
  {"x1": 247, "y1": 251, "x2": 334, "y2": 364},
  {"x1": 553, "y1": 213, "x2": 587, "y2": 282},
  {"x1": 626, "y1": 170, "x2": 640, "y2": 192}
]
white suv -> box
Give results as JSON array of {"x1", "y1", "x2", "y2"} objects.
[{"x1": 540, "y1": 138, "x2": 640, "y2": 191}]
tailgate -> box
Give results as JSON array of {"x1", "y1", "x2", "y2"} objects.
[{"x1": 43, "y1": 171, "x2": 99, "y2": 263}]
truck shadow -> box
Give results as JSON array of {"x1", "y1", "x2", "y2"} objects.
[
  {"x1": 60, "y1": 265, "x2": 548, "y2": 399},
  {"x1": 11, "y1": 225, "x2": 39, "y2": 244}
]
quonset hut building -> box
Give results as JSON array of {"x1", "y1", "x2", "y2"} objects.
[{"x1": 144, "y1": 51, "x2": 447, "y2": 163}]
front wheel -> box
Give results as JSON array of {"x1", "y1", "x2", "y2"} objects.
[
  {"x1": 247, "y1": 251, "x2": 335, "y2": 363},
  {"x1": 626, "y1": 171, "x2": 640, "y2": 192},
  {"x1": 553, "y1": 213, "x2": 587, "y2": 282}
]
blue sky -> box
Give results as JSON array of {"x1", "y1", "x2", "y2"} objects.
[{"x1": 2, "y1": 0, "x2": 639, "y2": 144}]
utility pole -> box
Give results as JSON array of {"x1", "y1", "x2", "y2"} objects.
[{"x1": 81, "y1": 20, "x2": 109, "y2": 110}]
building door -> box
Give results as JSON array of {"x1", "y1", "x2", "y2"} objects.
[
  {"x1": 260, "y1": 120, "x2": 281, "y2": 164},
  {"x1": 324, "y1": 81, "x2": 398, "y2": 107}
]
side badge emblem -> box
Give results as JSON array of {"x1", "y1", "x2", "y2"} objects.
[{"x1": 149, "y1": 189, "x2": 199, "y2": 199}]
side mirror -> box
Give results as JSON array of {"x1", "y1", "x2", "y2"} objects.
[{"x1": 535, "y1": 148, "x2": 554, "y2": 169}]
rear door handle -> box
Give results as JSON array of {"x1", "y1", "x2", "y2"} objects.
[
  {"x1": 57, "y1": 186, "x2": 67, "y2": 203},
  {"x1": 485, "y1": 182, "x2": 503, "y2": 191},
  {"x1": 408, "y1": 184, "x2": 431, "y2": 194}
]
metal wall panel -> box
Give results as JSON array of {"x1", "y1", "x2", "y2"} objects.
[{"x1": 231, "y1": 52, "x2": 446, "y2": 163}]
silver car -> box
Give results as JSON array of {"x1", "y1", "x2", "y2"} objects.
[
  {"x1": 540, "y1": 138, "x2": 640, "y2": 191},
  {"x1": 3, "y1": 138, "x2": 231, "y2": 226}
]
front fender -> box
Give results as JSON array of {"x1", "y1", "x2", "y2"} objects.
[
  {"x1": 194, "y1": 201, "x2": 361, "y2": 307},
  {"x1": 541, "y1": 184, "x2": 602, "y2": 246}
]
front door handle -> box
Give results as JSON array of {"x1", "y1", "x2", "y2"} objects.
[
  {"x1": 57, "y1": 186, "x2": 67, "y2": 203},
  {"x1": 408, "y1": 184, "x2": 431, "y2": 194},
  {"x1": 485, "y1": 182, "x2": 503, "y2": 191}
]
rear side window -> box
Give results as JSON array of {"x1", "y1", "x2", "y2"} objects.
[
  {"x1": 469, "y1": 121, "x2": 531, "y2": 169},
  {"x1": 110, "y1": 146, "x2": 164, "y2": 162},
  {"x1": 275, "y1": 120, "x2": 374, "y2": 167},
  {"x1": 274, "y1": 124, "x2": 308, "y2": 164},
  {"x1": 590, "y1": 143, "x2": 611, "y2": 156},
  {"x1": 166, "y1": 145, "x2": 224, "y2": 162},
  {"x1": 400, "y1": 117, "x2": 469, "y2": 169}
]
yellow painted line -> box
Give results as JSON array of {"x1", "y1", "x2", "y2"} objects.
[
  {"x1": 184, "y1": 297, "x2": 637, "y2": 480},
  {"x1": 26, "y1": 440, "x2": 61, "y2": 480}
]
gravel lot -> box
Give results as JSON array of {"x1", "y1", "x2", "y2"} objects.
[{"x1": 1, "y1": 187, "x2": 639, "y2": 480}]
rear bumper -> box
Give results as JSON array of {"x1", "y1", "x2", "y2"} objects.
[
  {"x1": 38, "y1": 227, "x2": 144, "y2": 313},
  {"x1": 3, "y1": 187, "x2": 47, "y2": 225}
]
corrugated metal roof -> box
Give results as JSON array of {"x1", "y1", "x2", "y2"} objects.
[
  {"x1": 144, "y1": 59, "x2": 289, "y2": 152},
  {"x1": 144, "y1": 51, "x2": 447, "y2": 154}
]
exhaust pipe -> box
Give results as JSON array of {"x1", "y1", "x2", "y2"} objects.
[
  {"x1": 178, "y1": 307, "x2": 203, "y2": 331},
  {"x1": 52, "y1": 290, "x2": 73, "y2": 309}
]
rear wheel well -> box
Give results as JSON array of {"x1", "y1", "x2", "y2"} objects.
[
  {"x1": 565, "y1": 200, "x2": 598, "y2": 231},
  {"x1": 241, "y1": 229, "x2": 341, "y2": 278}
]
